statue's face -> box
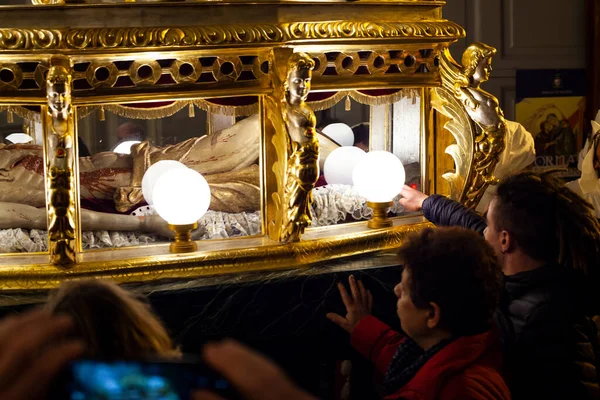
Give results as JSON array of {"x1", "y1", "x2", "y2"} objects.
[
  {"x1": 473, "y1": 57, "x2": 492, "y2": 84},
  {"x1": 47, "y1": 81, "x2": 69, "y2": 114},
  {"x1": 288, "y1": 68, "x2": 311, "y2": 102}
]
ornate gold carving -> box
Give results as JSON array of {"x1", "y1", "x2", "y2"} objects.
[
  {"x1": 45, "y1": 59, "x2": 78, "y2": 265},
  {"x1": 0, "y1": 29, "x2": 61, "y2": 50},
  {"x1": 310, "y1": 53, "x2": 328, "y2": 76},
  {"x1": 170, "y1": 58, "x2": 202, "y2": 84},
  {"x1": 308, "y1": 49, "x2": 437, "y2": 78},
  {"x1": 285, "y1": 21, "x2": 463, "y2": 41},
  {"x1": 129, "y1": 60, "x2": 162, "y2": 86},
  {"x1": 31, "y1": 0, "x2": 64, "y2": 5},
  {"x1": 212, "y1": 56, "x2": 243, "y2": 82},
  {"x1": 0, "y1": 63, "x2": 23, "y2": 90},
  {"x1": 366, "y1": 51, "x2": 391, "y2": 75},
  {"x1": 334, "y1": 51, "x2": 360, "y2": 76},
  {"x1": 0, "y1": 221, "x2": 432, "y2": 292},
  {"x1": 0, "y1": 21, "x2": 464, "y2": 51},
  {"x1": 269, "y1": 52, "x2": 320, "y2": 243},
  {"x1": 85, "y1": 61, "x2": 119, "y2": 88},
  {"x1": 0, "y1": 61, "x2": 49, "y2": 92},
  {"x1": 69, "y1": 54, "x2": 267, "y2": 91},
  {"x1": 435, "y1": 43, "x2": 506, "y2": 208}
]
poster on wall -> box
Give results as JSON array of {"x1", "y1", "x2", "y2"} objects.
[{"x1": 515, "y1": 69, "x2": 586, "y2": 179}]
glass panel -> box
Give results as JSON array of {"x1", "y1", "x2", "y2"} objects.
[
  {"x1": 0, "y1": 108, "x2": 49, "y2": 253},
  {"x1": 312, "y1": 92, "x2": 422, "y2": 227},
  {"x1": 76, "y1": 98, "x2": 262, "y2": 251}
]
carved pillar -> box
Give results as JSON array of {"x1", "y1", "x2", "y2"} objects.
[
  {"x1": 264, "y1": 48, "x2": 293, "y2": 242},
  {"x1": 265, "y1": 49, "x2": 320, "y2": 243},
  {"x1": 44, "y1": 56, "x2": 79, "y2": 265}
]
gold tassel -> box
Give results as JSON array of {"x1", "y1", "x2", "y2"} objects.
[
  {"x1": 99, "y1": 107, "x2": 105, "y2": 121},
  {"x1": 345, "y1": 95, "x2": 351, "y2": 111},
  {"x1": 188, "y1": 103, "x2": 195, "y2": 118},
  {"x1": 7, "y1": 111, "x2": 13, "y2": 123}
]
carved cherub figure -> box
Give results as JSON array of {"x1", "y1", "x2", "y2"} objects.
[
  {"x1": 280, "y1": 52, "x2": 320, "y2": 242},
  {"x1": 439, "y1": 43, "x2": 507, "y2": 208},
  {"x1": 453, "y1": 43, "x2": 504, "y2": 131},
  {"x1": 45, "y1": 64, "x2": 77, "y2": 264}
]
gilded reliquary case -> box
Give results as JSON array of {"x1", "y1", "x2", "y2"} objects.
[{"x1": 0, "y1": 0, "x2": 507, "y2": 289}]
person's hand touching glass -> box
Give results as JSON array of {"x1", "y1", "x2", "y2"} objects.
[{"x1": 326, "y1": 275, "x2": 373, "y2": 333}]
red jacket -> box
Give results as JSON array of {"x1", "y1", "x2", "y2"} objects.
[{"x1": 350, "y1": 316, "x2": 511, "y2": 400}]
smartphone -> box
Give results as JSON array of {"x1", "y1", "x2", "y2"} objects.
[{"x1": 53, "y1": 356, "x2": 240, "y2": 400}]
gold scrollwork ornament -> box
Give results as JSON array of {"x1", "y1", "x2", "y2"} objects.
[
  {"x1": 45, "y1": 61, "x2": 77, "y2": 265},
  {"x1": 438, "y1": 43, "x2": 506, "y2": 209},
  {"x1": 0, "y1": 22, "x2": 465, "y2": 51},
  {"x1": 0, "y1": 63, "x2": 23, "y2": 90}
]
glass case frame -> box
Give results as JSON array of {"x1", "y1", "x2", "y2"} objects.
[{"x1": 0, "y1": 0, "x2": 506, "y2": 290}]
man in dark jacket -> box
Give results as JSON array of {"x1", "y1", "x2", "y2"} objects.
[{"x1": 399, "y1": 172, "x2": 600, "y2": 400}]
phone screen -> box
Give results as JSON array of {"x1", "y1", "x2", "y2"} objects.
[{"x1": 56, "y1": 358, "x2": 238, "y2": 400}]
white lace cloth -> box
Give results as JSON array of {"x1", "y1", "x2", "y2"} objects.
[
  {"x1": 0, "y1": 209, "x2": 261, "y2": 253},
  {"x1": 1, "y1": 186, "x2": 400, "y2": 252},
  {"x1": 311, "y1": 184, "x2": 404, "y2": 226}
]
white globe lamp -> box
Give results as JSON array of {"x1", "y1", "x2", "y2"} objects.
[
  {"x1": 113, "y1": 140, "x2": 142, "y2": 155},
  {"x1": 142, "y1": 160, "x2": 187, "y2": 206},
  {"x1": 5, "y1": 133, "x2": 33, "y2": 144},
  {"x1": 152, "y1": 168, "x2": 212, "y2": 253},
  {"x1": 323, "y1": 146, "x2": 366, "y2": 185},
  {"x1": 322, "y1": 123, "x2": 354, "y2": 147},
  {"x1": 352, "y1": 151, "x2": 405, "y2": 228}
]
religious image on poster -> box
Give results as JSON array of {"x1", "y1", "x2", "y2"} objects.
[{"x1": 516, "y1": 69, "x2": 586, "y2": 179}]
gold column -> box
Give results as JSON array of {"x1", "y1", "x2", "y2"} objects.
[
  {"x1": 264, "y1": 48, "x2": 293, "y2": 242},
  {"x1": 44, "y1": 56, "x2": 80, "y2": 265},
  {"x1": 264, "y1": 49, "x2": 320, "y2": 243}
]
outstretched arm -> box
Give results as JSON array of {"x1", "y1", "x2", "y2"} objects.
[
  {"x1": 400, "y1": 186, "x2": 486, "y2": 235},
  {"x1": 0, "y1": 202, "x2": 174, "y2": 237},
  {"x1": 423, "y1": 195, "x2": 487, "y2": 235},
  {"x1": 0, "y1": 202, "x2": 47, "y2": 230}
]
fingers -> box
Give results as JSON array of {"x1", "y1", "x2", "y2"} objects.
[
  {"x1": 0, "y1": 313, "x2": 76, "y2": 385},
  {"x1": 400, "y1": 184, "x2": 414, "y2": 196},
  {"x1": 357, "y1": 280, "x2": 368, "y2": 305},
  {"x1": 367, "y1": 290, "x2": 374, "y2": 312},
  {"x1": 337, "y1": 282, "x2": 353, "y2": 310},
  {"x1": 5, "y1": 340, "x2": 84, "y2": 400},
  {"x1": 348, "y1": 276, "x2": 362, "y2": 304},
  {"x1": 203, "y1": 340, "x2": 314, "y2": 400},
  {"x1": 325, "y1": 313, "x2": 351, "y2": 333},
  {"x1": 0, "y1": 309, "x2": 45, "y2": 338}
]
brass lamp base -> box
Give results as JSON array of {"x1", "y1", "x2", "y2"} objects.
[
  {"x1": 366, "y1": 201, "x2": 393, "y2": 229},
  {"x1": 168, "y1": 223, "x2": 198, "y2": 253}
]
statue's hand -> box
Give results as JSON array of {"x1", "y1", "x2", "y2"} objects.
[
  {"x1": 141, "y1": 215, "x2": 174, "y2": 238},
  {"x1": 141, "y1": 214, "x2": 207, "y2": 240}
]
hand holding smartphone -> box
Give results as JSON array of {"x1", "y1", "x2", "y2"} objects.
[{"x1": 54, "y1": 356, "x2": 240, "y2": 400}]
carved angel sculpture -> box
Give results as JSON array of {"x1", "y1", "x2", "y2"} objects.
[
  {"x1": 279, "y1": 53, "x2": 320, "y2": 242},
  {"x1": 45, "y1": 64, "x2": 77, "y2": 264},
  {"x1": 439, "y1": 43, "x2": 507, "y2": 208}
]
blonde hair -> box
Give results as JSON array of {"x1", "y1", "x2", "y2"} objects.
[
  {"x1": 46, "y1": 65, "x2": 71, "y2": 86},
  {"x1": 45, "y1": 279, "x2": 180, "y2": 359},
  {"x1": 284, "y1": 52, "x2": 315, "y2": 95},
  {"x1": 461, "y1": 43, "x2": 497, "y2": 78}
]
